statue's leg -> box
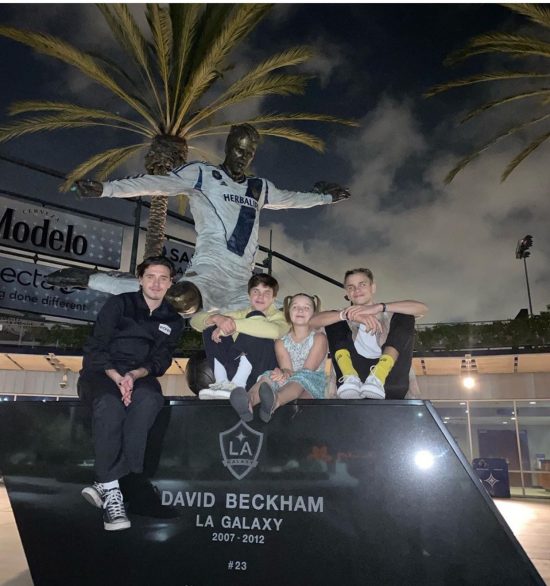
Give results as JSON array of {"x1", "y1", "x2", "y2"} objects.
[
  {"x1": 88, "y1": 272, "x2": 140, "y2": 295},
  {"x1": 46, "y1": 268, "x2": 138, "y2": 294}
]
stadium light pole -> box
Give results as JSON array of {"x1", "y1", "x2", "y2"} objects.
[{"x1": 515, "y1": 235, "x2": 534, "y2": 317}]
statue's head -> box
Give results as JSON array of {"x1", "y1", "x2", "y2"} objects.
[{"x1": 222, "y1": 124, "x2": 260, "y2": 181}]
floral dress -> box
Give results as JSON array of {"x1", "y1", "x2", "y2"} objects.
[{"x1": 261, "y1": 331, "x2": 327, "y2": 399}]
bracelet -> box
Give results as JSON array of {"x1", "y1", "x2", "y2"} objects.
[
  {"x1": 381, "y1": 303, "x2": 387, "y2": 313},
  {"x1": 339, "y1": 309, "x2": 347, "y2": 321}
]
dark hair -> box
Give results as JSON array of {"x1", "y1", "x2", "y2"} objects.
[
  {"x1": 344, "y1": 267, "x2": 374, "y2": 284},
  {"x1": 136, "y1": 255, "x2": 176, "y2": 279},
  {"x1": 283, "y1": 293, "x2": 321, "y2": 324},
  {"x1": 247, "y1": 273, "x2": 279, "y2": 296},
  {"x1": 228, "y1": 123, "x2": 261, "y2": 145}
]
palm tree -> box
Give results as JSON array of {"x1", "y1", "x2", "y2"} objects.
[
  {"x1": 0, "y1": 4, "x2": 355, "y2": 257},
  {"x1": 425, "y1": 4, "x2": 550, "y2": 183}
]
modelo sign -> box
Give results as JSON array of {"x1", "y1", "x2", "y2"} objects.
[{"x1": 0, "y1": 195, "x2": 123, "y2": 269}]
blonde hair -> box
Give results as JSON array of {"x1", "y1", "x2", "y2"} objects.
[{"x1": 283, "y1": 293, "x2": 321, "y2": 324}]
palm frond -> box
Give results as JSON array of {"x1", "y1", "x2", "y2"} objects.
[
  {"x1": 446, "y1": 33, "x2": 550, "y2": 65},
  {"x1": 9, "y1": 100, "x2": 152, "y2": 134},
  {"x1": 505, "y1": 4, "x2": 550, "y2": 28},
  {"x1": 94, "y1": 143, "x2": 147, "y2": 182},
  {"x1": 96, "y1": 5, "x2": 149, "y2": 73},
  {"x1": 182, "y1": 74, "x2": 311, "y2": 134},
  {"x1": 62, "y1": 143, "x2": 148, "y2": 190},
  {"x1": 173, "y1": 4, "x2": 271, "y2": 129},
  {"x1": 229, "y1": 46, "x2": 315, "y2": 93},
  {"x1": 187, "y1": 112, "x2": 358, "y2": 140},
  {"x1": 246, "y1": 111, "x2": 359, "y2": 127},
  {"x1": 98, "y1": 4, "x2": 164, "y2": 120},
  {"x1": 425, "y1": 71, "x2": 550, "y2": 97},
  {"x1": 501, "y1": 129, "x2": 550, "y2": 181},
  {"x1": 0, "y1": 115, "x2": 146, "y2": 143},
  {"x1": 460, "y1": 87, "x2": 550, "y2": 123},
  {"x1": 184, "y1": 4, "x2": 234, "y2": 76},
  {"x1": 444, "y1": 111, "x2": 550, "y2": 183},
  {"x1": 85, "y1": 50, "x2": 144, "y2": 94},
  {"x1": 187, "y1": 143, "x2": 220, "y2": 162},
  {"x1": 146, "y1": 4, "x2": 172, "y2": 126},
  {"x1": 0, "y1": 25, "x2": 158, "y2": 127},
  {"x1": 169, "y1": 4, "x2": 201, "y2": 121},
  {"x1": 257, "y1": 126, "x2": 325, "y2": 153},
  {"x1": 179, "y1": 46, "x2": 315, "y2": 131}
]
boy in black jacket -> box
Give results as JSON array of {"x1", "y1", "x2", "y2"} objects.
[{"x1": 78, "y1": 256, "x2": 183, "y2": 531}]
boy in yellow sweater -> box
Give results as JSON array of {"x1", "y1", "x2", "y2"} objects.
[{"x1": 190, "y1": 274, "x2": 289, "y2": 399}]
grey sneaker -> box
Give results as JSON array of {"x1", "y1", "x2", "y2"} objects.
[
  {"x1": 81, "y1": 482, "x2": 107, "y2": 509},
  {"x1": 103, "y1": 488, "x2": 131, "y2": 531},
  {"x1": 259, "y1": 382, "x2": 277, "y2": 423},
  {"x1": 336, "y1": 375, "x2": 362, "y2": 399},
  {"x1": 360, "y1": 368, "x2": 386, "y2": 400},
  {"x1": 229, "y1": 387, "x2": 253, "y2": 422}
]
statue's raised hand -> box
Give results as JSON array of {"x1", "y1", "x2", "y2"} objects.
[
  {"x1": 72, "y1": 179, "x2": 103, "y2": 199},
  {"x1": 313, "y1": 181, "x2": 351, "y2": 203}
]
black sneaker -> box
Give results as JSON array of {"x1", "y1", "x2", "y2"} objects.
[
  {"x1": 81, "y1": 482, "x2": 106, "y2": 509},
  {"x1": 103, "y1": 488, "x2": 131, "y2": 531}
]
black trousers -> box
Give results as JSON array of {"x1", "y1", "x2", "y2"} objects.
[
  {"x1": 78, "y1": 370, "x2": 164, "y2": 483},
  {"x1": 325, "y1": 313, "x2": 415, "y2": 400},
  {"x1": 202, "y1": 311, "x2": 277, "y2": 391}
]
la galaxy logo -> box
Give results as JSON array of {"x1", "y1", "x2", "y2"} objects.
[{"x1": 219, "y1": 420, "x2": 263, "y2": 480}]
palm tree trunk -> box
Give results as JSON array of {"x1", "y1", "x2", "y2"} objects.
[
  {"x1": 144, "y1": 195, "x2": 169, "y2": 257},
  {"x1": 143, "y1": 134, "x2": 188, "y2": 259}
]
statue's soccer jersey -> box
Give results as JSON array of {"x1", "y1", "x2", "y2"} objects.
[{"x1": 91, "y1": 163, "x2": 332, "y2": 311}]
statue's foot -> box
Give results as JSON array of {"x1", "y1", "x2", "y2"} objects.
[
  {"x1": 166, "y1": 281, "x2": 203, "y2": 316},
  {"x1": 46, "y1": 267, "x2": 97, "y2": 289}
]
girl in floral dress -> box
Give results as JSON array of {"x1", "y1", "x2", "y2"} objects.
[{"x1": 230, "y1": 293, "x2": 327, "y2": 422}]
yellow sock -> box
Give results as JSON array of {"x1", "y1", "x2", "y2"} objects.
[
  {"x1": 335, "y1": 350, "x2": 358, "y2": 377},
  {"x1": 372, "y1": 354, "x2": 395, "y2": 384}
]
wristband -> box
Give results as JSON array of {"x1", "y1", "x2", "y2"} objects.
[
  {"x1": 339, "y1": 310, "x2": 347, "y2": 321},
  {"x1": 381, "y1": 303, "x2": 387, "y2": 313}
]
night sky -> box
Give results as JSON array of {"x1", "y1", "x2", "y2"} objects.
[{"x1": 0, "y1": 4, "x2": 548, "y2": 323}]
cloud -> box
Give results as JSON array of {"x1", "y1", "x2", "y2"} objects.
[
  {"x1": 300, "y1": 40, "x2": 346, "y2": 87},
  {"x1": 261, "y1": 96, "x2": 550, "y2": 323}
]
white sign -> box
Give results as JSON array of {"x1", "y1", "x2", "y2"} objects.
[
  {"x1": 162, "y1": 240, "x2": 194, "y2": 280},
  {"x1": 0, "y1": 195, "x2": 123, "y2": 268},
  {"x1": 0, "y1": 257, "x2": 111, "y2": 321}
]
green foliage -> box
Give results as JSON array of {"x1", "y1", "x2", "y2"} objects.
[
  {"x1": 34, "y1": 324, "x2": 93, "y2": 348},
  {"x1": 415, "y1": 314, "x2": 550, "y2": 352}
]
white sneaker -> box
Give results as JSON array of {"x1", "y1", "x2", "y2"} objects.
[
  {"x1": 360, "y1": 368, "x2": 386, "y2": 400},
  {"x1": 199, "y1": 381, "x2": 236, "y2": 400},
  {"x1": 337, "y1": 375, "x2": 362, "y2": 399},
  {"x1": 81, "y1": 482, "x2": 107, "y2": 508}
]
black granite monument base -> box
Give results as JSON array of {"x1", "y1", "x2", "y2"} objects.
[{"x1": 0, "y1": 400, "x2": 544, "y2": 585}]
